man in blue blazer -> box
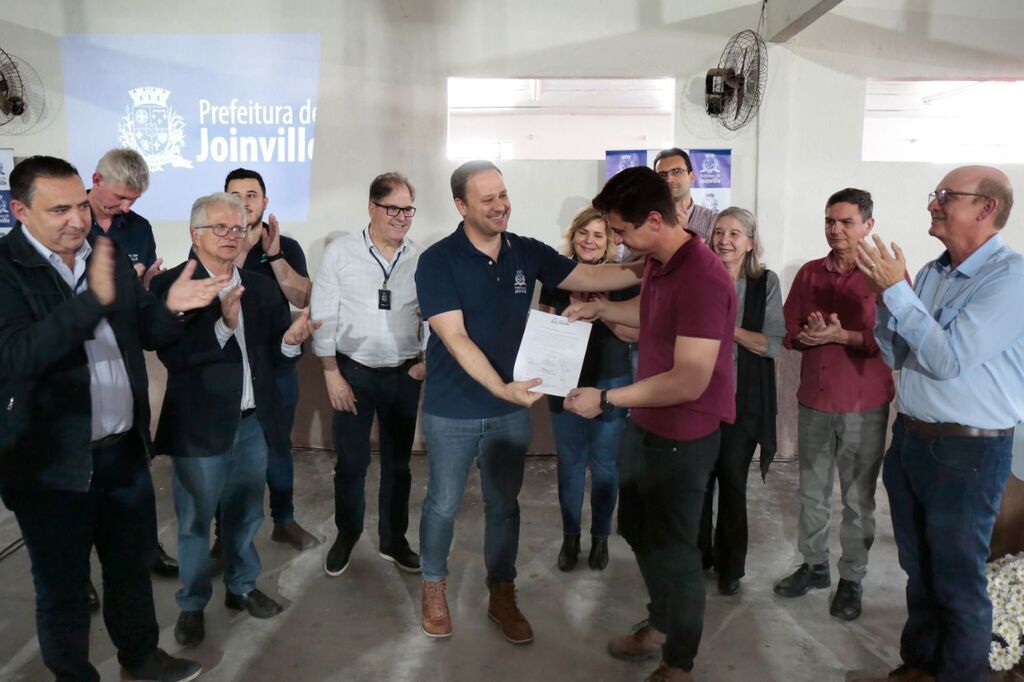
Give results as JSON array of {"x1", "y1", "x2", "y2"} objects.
[{"x1": 150, "y1": 192, "x2": 318, "y2": 647}]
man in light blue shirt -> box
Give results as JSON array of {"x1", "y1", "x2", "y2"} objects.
[{"x1": 856, "y1": 165, "x2": 1024, "y2": 682}]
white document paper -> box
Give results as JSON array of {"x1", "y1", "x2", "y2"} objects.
[{"x1": 513, "y1": 310, "x2": 593, "y2": 397}]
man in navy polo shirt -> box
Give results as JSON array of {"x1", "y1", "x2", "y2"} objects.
[
  {"x1": 564, "y1": 167, "x2": 736, "y2": 681},
  {"x1": 88, "y1": 149, "x2": 162, "y2": 288},
  {"x1": 87, "y1": 148, "x2": 179, "y2": 587},
  {"x1": 415, "y1": 160, "x2": 642, "y2": 644}
]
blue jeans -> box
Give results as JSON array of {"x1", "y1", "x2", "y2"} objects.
[
  {"x1": 884, "y1": 416, "x2": 1013, "y2": 682},
  {"x1": 0, "y1": 433, "x2": 160, "y2": 681},
  {"x1": 549, "y1": 374, "x2": 630, "y2": 538},
  {"x1": 419, "y1": 409, "x2": 531, "y2": 584},
  {"x1": 267, "y1": 363, "x2": 299, "y2": 524},
  {"x1": 172, "y1": 414, "x2": 268, "y2": 611}
]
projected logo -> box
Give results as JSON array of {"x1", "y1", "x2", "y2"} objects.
[
  {"x1": 119, "y1": 87, "x2": 192, "y2": 171},
  {"x1": 60, "y1": 34, "x2": 320, "y2": 221}
]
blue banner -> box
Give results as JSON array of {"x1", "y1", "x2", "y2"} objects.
[
  {"x1": 60, "y1": 34, "x2": 320, "y2": 221},
  {"x1": 0, "y1": 148, "x2": 13, "y2": 235}
]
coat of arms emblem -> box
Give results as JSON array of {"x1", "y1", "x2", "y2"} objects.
[{"x1": 119, "y1": 87, "x2": 193, "y2": 171}]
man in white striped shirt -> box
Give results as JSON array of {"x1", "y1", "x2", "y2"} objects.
[{"x1": 311, "y1": 172, "x2": 425, "y2": 577}]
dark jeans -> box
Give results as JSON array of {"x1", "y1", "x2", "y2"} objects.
[
  {"x1": 1, "y1": 433, "x2": 160, "y2": 681},
  {"x1": 550, "y1": 374, "x2": 630, "y2": 538},
  {"x1": 698, "y1": 415, "x2": 758, "y2": 579},
  {"x1": 331, "y1": 356, "x2": 421, "y2": 549},
  {"x1": 884, "y1": 416, "x2": 1013, "y2": 682},
  {"x1": 618, "y1": 420, "x2": 719, "y2": 672},
  {"x1": 267, "y1": 363, "x2": 299, "y2": 524}
]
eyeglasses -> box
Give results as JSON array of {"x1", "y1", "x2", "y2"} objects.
[
  {"x1": 193, "y1": 224, "x2": 249, "y2": 237},
  {"x1": 656, "y1": 168, "x2": 690, "y2": 179},
  {"x1": 928, "y1": 189, "x2": 991, "y2": 206},
  {"x1": 372, "y1": 202, "x2": 417, "y2": 218}
]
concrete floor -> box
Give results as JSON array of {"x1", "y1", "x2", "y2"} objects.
[{"x1": 0, "y1": 450, "x2": 942, "y2": 681}]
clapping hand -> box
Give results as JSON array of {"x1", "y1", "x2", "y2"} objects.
[
  {"x1": 856, "y1": 234, "x2": 907, "y2": 294},
  {"x1": 263, "y1": 213, "x2": 282, "y2": 257},
  {"x1": 283, "y1": 307, "x2": 322, "y2": 345}
]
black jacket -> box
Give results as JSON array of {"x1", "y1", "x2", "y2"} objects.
[
  {"x1": 150, "y1": 261, "x2": 297, "y2": 458},
  {"x1": 0, "y1": 224, "x2": 184, "y2": 492}
]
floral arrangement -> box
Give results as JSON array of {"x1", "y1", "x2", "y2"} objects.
[{"x1": 988, "y1": 552, "x2": 1024, "y2": 670}]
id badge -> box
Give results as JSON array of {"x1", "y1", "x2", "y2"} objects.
[{"x1": 378, "y1": 288, "x2": 391, "y2": 310}]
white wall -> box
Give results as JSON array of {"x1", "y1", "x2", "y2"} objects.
[{"x1": 3, "y1": 0, "x2": 1023, "y2": 454}]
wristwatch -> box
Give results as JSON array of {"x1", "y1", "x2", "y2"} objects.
[
  {"x1": 599, "y1": 389, "x2": 615, "y2": 413},
  {"x1": 264, "y1": 252, "x2": 284, "y2": 263}
]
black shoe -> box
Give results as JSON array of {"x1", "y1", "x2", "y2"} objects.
[
  {"x1": 152, "y1": 542, "x2": 179, "y2": 578},
  {"x1": 271, "y1": 520, "x2": 321, "y2": 551},
  {"x1": 225, "y1": 588, "x2": 283, "y2": 618},
  {"x1": 718, "y1": 577, "x2": 741, "y2": 595},
  {"x1": 557, "y1": 534, "x2": 580, "y2": 572},
  {"x1": 209, "y1": 537, "x2": 225, "y2": 577},
  {"x1": 702, "y1": 551, "x2": 716, "y2": 572},
  {"x1": 379, "y1": 543, "x2": 421, "y2": 573},
  {"x1": 588, "y1": 537, "x2": 609, "y2": 570},
  {"x1": 87, "y1": 580, "x2": 100, "y2": 613},
  {"x1": 829, "y1": 578, "x2": 863, "y2": 621},
  {"x1": 774, "y1": 563, "x2": 830, "y2": 598},
  {"x1": 120, "y1": 648, "x2": 202, "y2": 682},
  {"x1": 324, "y1": 535, "x2": 356, "y2": 576},
  {"x1": 174, "y1": 610, "x2": 205, "y2": 647}
]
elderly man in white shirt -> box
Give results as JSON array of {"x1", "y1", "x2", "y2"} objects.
[{"x1": 311, "y1": 172, "x2": 425, "y2": 577}]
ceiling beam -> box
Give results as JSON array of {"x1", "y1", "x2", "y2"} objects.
[{"x1": 766, "y1": 0, "x2": 844, "y2": 42}]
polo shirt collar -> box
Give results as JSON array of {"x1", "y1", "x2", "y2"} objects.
[
  {"x1": 936, "y1": 233, "x2": 1003, "y2": 278},
  {"x1": 650, "y1": 229, "x2": 698, "y2": 277},
  {"x1": 453, "y1": 221, "x2": 511, "y2": 258}
]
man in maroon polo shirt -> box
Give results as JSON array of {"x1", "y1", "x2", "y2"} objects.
[
  {"x1": 773, "y1": 188, "x2": 895, "y2": 622},
  {"x1": 564, "y1": 166, "x2": 735, "y2": 682}
]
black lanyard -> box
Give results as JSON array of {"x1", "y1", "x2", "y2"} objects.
[{"x1": 363, "y1": 229, "x2": 403, "y2": 289}]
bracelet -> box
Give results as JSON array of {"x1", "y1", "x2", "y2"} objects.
[{"x1": 265, "y1": 252, "x2": 284, "y2": 263}]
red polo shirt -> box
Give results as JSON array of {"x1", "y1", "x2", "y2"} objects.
[
  {"x1": 631, "y1": 232, "x2": 736, "y2": 440},
  {"x1": 782, "y1": 254, "x2": 894, "y2": 413}
]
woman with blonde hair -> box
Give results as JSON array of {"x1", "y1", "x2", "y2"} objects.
[
  {"x1": 539, "y1": 205, "x2": 639, "y2": 571},
  {"x1": 699, "y1": 206, "x2": 784, "y2": 595}
]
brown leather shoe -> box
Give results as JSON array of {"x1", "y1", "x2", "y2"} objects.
[
  {"x1": 487, "y1": 581, "x2": 534, "y2": 644},
  {"x1": 421, "y1": 579, "x2": 453, "y2": 638},
  {"x1": 271, "y1": 521, "x2": 321, "y2": 550},
  {"x1": 607, "y1": 619, "x2": 666, "y2": 661},
  {"x1": 645, "y1": 661, "x2": 694, "y2": 682}
]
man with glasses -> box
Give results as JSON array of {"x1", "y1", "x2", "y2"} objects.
[
  {"x1": 222, "y1": 168, "x2": 318, "y2": 554},
  {"x1": 150, "y1": 193, "x2": 319, "y2": 647},
  {"x1": 774, "y1": 188, "x2": 897, "y2": 622},
  {"x1": 856, "y1": 166, "x2": 1024, "y2": 682},
  {"x1": 653, "y1": 148, "x2": 718, "y2": 241},
  {"x1": 311, "y1": 172, "x2": 425, "y2": 577}
]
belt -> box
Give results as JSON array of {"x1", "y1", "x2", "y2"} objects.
[
  {"x1": 900, "y1": 415, "x2": 1014, "y2": 439},
  {"x1": 339, "y1": 354, "x2": 418, "y2": 374},
  {"x1": 240, "y1": 408, "x2": 256, "y2": 419},
  {"x1": 91, "y1": 430, "x2": 131, "y2": 450}
]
